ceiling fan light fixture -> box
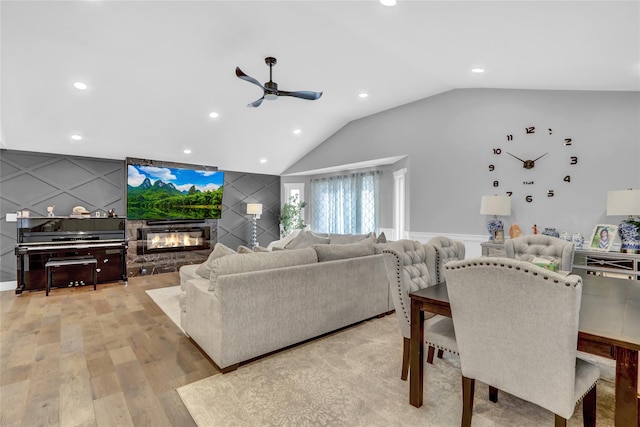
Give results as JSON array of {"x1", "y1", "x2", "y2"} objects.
[{"x1": 264, "y1": 93, "x2": 278, "y2": 101}]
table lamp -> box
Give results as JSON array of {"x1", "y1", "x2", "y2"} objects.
[
  {"x1": 247, "y1": 203, "x2": 263, "y2": 248},
  {"x1": 480, "y1": 195, "x2": 511, "y2": 241},
  {"x1": 606, "y1": 189, "x2": 640, "y2": 253}
]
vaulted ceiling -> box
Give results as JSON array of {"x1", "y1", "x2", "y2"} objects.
[{"x1": 2, "y1": 1, "x2": 638, "y2": 175}]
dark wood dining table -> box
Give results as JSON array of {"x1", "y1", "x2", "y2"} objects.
[{"x1": 409, "y1": 271, "x2": 640, "y2": 426}]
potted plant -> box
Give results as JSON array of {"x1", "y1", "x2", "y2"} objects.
[{"x1": 279, "y1": 195, "x2": 307, "y2": 238}]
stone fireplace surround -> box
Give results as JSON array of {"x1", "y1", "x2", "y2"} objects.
[{"x1": 127, "y1": 219, "x2": 217, "y2": 277}]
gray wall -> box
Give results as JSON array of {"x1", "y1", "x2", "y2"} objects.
[
  {"x1": 1, "y1": 150, "x2": 125, "y2": 282},
  {"x1": 1, "y1": 150, "x2": 281, "y2": 283},
  {"x1": 284, "y1": 89, "x2": 640, "y2": 239},
  {"x1": 219, "y1": 171, "x2": 280, "y2": 249}
]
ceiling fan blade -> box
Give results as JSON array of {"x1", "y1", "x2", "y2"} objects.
[
  {"x1": 278, "y1": 90, "x2": 323, "y2": 100},
  {"x1": 235, "y1": 67, "x2": 264, "y2": 90},
  {"x1": 247, "y1": 96, "x2": 264, "y2": 108}
]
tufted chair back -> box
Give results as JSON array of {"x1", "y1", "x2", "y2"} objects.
[
  {"x1": 504, "y1": 235, "x2": 575, "y2": 271},
  {"x1": 382, "y1": 239, "x2": 434, "y2": 339},
  {"x1": 426, "y1": 236, "x2": 466, "y2": 283}
]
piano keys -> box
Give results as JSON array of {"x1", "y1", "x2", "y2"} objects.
[{"x1": 15, "y1": 217, "x2": 128, "y2": 294}]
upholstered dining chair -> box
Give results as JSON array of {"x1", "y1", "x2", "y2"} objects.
[
  {"x1": 426, "y1": 236, "x2": 466, "y2": 284},
  {"x1": 382, "y1": 240, "x2": 458, "y2": 381},
  {"x1": 504, "y1": 234, "x2": 575, "y2": 271},
  {"x1": 444, "y1": 257, "x2": 599, "y2": 427}
]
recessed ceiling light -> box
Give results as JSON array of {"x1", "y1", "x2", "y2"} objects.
[
  {"x1": 71, "y1": 134, "x2": 82, "y2": 141},
  {"x1": 260, "y1": 159, "x2": 267, "y2": 164},
  {"x1": 358, "y1": 93, "x2": 369, "y2": 98},
  {"x1": 73, "y1": 82, "x2": 88, "y2": 90},
  {"x1": 380, "y1": 0, "x2": 396, "y2": 6},
  {"x1": 183, "y1": 149, "x2": 192, "y2": 154},
  {"x1": 293, "y1": 129, "x2": 301, "y2": 135},
  {"x1": 209, "y1": 112, "x2": 219, "y2": 118},
  {"x1": 471, "y1": 68, "x2": 485, "y2": 73}
]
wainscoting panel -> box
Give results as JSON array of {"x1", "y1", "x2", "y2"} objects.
[
  {"x1": 218, "y1": 172, "x2": 281, "y2": 250},
  {"x1": 0, "y1": 150, "x2": 125, "y2": 283}
]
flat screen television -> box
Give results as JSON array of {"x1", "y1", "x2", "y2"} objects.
[{"x1": 127, "y1": 163, "x2": 224, "y2": 220}]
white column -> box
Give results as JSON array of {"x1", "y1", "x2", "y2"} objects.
[{"x1": 393, "y1": 168, "x2": 407, "y2": 241}]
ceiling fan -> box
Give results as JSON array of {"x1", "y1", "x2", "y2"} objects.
[{"x1": 235, "y1": 57, "x2": 323, "y2": 108}]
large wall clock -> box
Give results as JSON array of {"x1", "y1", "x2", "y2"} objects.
[{"x1": 488, "y1": 125, "x2": 578, "y2": 203}]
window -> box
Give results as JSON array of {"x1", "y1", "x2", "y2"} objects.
[{"x1": 310, "y1": 171, "x2": 380, "y2": 234}]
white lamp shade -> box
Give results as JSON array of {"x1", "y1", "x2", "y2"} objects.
[
  {"x1": 607, "y1": 189, "x2": 640, "y2": 216},
  {"x1": 246, "y1": 203, "x2": 263, "y2": 215},
  {"x1": 480, "y1": 195, "x2": 511, "y2": 216}
]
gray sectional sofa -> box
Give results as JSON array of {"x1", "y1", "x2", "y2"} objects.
[{"x1": 179, "y1": 235, "x2": 392, "y2": 371}]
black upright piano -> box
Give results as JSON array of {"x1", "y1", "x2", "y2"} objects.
[{"x1": 15, "y1": 216, "x2": 128, "y2": 294}]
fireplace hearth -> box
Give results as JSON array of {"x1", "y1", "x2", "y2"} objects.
[{"x1": 138, "y1": 226, "x2": 210, "y2": 254}]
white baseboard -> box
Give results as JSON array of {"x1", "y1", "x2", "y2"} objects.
[{"x1": 1, "y1": 281, "x2": 17, "y2": 292}]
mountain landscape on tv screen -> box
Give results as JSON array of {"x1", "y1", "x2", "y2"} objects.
[{"x1": 127, "y1": 169, "x2": 224, "y2": 220}]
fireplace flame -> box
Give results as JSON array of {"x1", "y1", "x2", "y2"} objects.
[{"x1": 148, "y1": 231, "x2": 203, "y2": 249}]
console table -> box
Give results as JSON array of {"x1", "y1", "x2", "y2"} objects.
[{"x1": 480, "y1": 241, "x2": 640, "y2": 279}]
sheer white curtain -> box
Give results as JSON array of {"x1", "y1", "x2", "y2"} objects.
[{"x1": 310, "y1": 171, "x2": 380, "y2": 234}]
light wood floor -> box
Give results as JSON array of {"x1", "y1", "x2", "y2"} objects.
[{"x1": 0, "y1": 273, "x2": 220, "y2": 426}]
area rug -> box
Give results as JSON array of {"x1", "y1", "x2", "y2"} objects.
[
  {"x1": 177, "y1": 314, "x2": 615, "y2": 426},
  {"x1": 146, "y1": 285, "x2": 183, "y2": 332}
]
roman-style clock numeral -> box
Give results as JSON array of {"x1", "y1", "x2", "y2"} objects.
[
  {"x1": 547, "y1": 190, "x2": 554, "y2": 197},
  {"x1": 525, "y1": 126, "x2": 535, "y2": 134},
  {"x1": 570, "y1": 156, "x2": 578, "y2": 165},
  {"x1": 489, "y1": 164, "x2": 495, "y2": 171},
  {"x1": 564, "y1": 138, "x2": 572, "y2": 146},
  {"x1": 526, "y1": 195, "x2": 533, "y2": 202},
  {"x1": 564, "y1": 175, "x2": 571, "y2": 183}
]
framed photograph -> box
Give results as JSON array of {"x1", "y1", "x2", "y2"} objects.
[
  {"x1": 493, "y1": 229, "x2": 505, "y2": 243},
  {"x1": 588, "y1": 224, "x2": 618, "y2": 252}
]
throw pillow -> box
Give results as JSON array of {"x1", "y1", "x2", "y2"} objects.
[
  {"x1": 376, "y1": 231, "x2": 387, "y2": 244},
  {"x1": 195, "y1": 243, "x2": 236, "y2": 279},
  {"x1": 253, "y1": 245, "x2": 270, "y2": 252},
  {"x1": 313, "y1": 241, "x2": 375, "y2": 262},
  {"x1": 237, "y1": 245, "x2": 254, "y2": 254},
  {"x1": 284, "y1": 230, "x2": 330, "y2": 249}
]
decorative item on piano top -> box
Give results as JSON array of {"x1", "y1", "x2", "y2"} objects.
[
  {"x1": 47, "y1": 205, "x2": 55, "y2": 217},
  {"x1": 71, "y1": 206, "x2": 90, "y2": 218},
  {"x1": 606, "y1": 189, "x2": 640, "y2": 254}
]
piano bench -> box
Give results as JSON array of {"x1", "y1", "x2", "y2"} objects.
[{"x1": 45, "y1": 256, "x2": 98, "y2": 296}]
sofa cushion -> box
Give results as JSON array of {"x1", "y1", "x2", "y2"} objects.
[
  {"x1": 208, "y1": 247, "x2": 318, "y2": 292},
  {"x1": 328, "y1": 232, "x2": 375, "y2": 245},
  {"x1": 195, "y1": 243, "x2": 236, "y2": 279},
  {"x1": 313, "y1": 241, "x2": 375, "y2": 262},
  {"x1": 284, "y1": 230, "x2": 330, "y2": 249}
]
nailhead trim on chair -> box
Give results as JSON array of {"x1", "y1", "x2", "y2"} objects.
[
  {"x1": 383, "y1": 249, "x2": 411, "y2": 324},
  {"x1": 445, "y1": 259, "x2": 581, "y2": 287}
]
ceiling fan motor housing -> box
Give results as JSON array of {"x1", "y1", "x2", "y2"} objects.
[{"x1": 264, "y1": 81, "x2": 278, "y2": 100}]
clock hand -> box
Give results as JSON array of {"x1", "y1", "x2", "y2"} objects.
[
  {"x1": 532, "y1": 152, "x2": 548, "y2": 162},
  {"x1": 506, "y1": 152, "x2": 526, "y2": 164}
]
